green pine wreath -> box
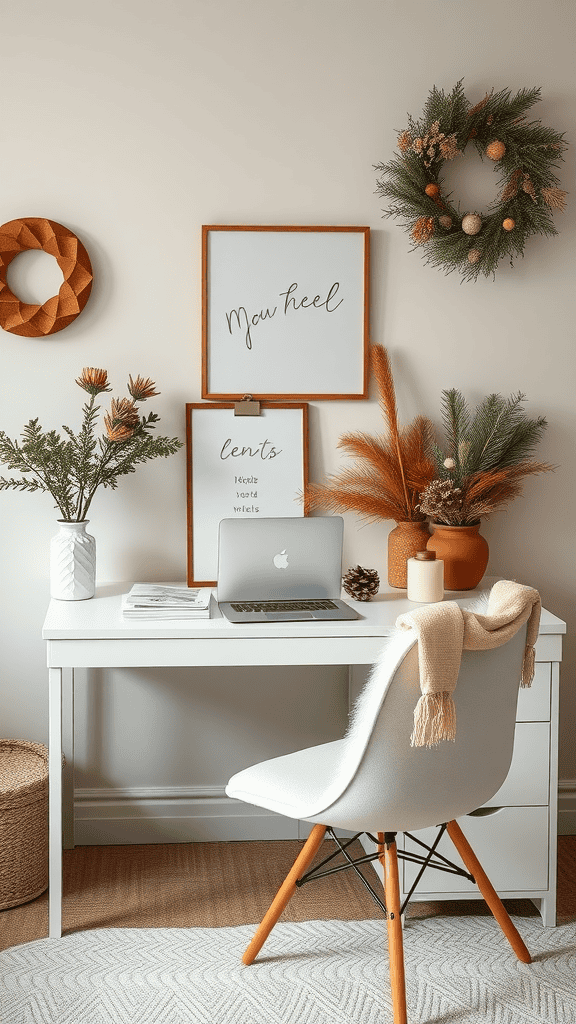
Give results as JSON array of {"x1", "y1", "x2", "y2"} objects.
[{"x1": 375, "y1": 81, "x2": 568, "y2": 281}]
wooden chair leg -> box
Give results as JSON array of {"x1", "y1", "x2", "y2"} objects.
[
  {"x1": 446, "y1": 819, "x2": 531, "y2": 964},
  {"x1": 379, "y1": 834, "x2": 408, "y2": 1024},
  {"x1": 242, "y1": 823, "x2": 327, "y2": 965}
]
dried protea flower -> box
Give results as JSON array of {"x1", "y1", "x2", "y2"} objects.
[
  {"x1": 411, "y1": 216, "x2": 435, "y2": 244},
  {"x1": 104, "y1": 418, "x2": 137, "y2": 442},
  {"x1": 541, "y1": 187, "x2": 568, "y2": 211},
  {"x1": 128, "y1": 374, "x2": 159, "y2": 401},
  {"x1": 76, "y1": 367, "x2": 112, "y2": 395},
  {"x1": 110, "y1": 397, "x2": 140, "y2": 426},
  {"x1": 104, "y1": 397, "x2": 140, "y2": 442},
  {"x1": 418, "y1": 479, "x2": 464, "y2": 524},
  {"x1": 397, "y1": 129, "x2": 412, "y2": 153}
]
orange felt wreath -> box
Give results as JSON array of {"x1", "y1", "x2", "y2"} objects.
[{"x1": 0, "y1": 218, "x2": 93, "y2": 337}]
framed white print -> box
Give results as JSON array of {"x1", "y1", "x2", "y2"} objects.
[
  {"x1": 186, "y1": 402, "x2": 309, "y2": 586},
  {"x1": 201, "y1": 225, "x2": 370, "y2": 400}
]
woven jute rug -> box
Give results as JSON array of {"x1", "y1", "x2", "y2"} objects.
[
  {"x1": 2, "y1": 917, "x2": 575, "y2": 1024},
  {"x1": 3, "y1": 837, "x2": 575, "y2": 951}
]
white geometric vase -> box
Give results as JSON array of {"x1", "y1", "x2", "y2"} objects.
[{"x1": 50, "y1": 520, "x2": 96, "y2": 601}]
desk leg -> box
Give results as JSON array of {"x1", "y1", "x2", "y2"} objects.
[
  {"x1": 48, "y1": 667, "x2": 63, "y2": 938},
  {"x1": 348, "y1": 665, "x2": 370, "y2": 711},
  {"x1": 62, "y1": 668, "x2": 75, "y2": 850}
]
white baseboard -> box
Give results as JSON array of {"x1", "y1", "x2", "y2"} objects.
[
  {"x1": 558, "y1": 779, "x2": 576, "y2": 835},
  {"x1": 74, "y1": 786, "x2": 302, "y2": 845},
  {"x1": 74, "y1": 781, "x2": 576, "y2": 845}
]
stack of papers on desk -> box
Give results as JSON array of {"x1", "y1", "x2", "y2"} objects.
[{"x1": 122, "y1": 584, "x2": 212, "y2": 619}]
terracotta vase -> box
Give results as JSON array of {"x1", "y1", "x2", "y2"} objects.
[
  {"x1": 426, "y1": 522, "x2": 489, "y2": 591},
  {"x1": 387, "y1": 520, "x2": 431, "y2": 588}
]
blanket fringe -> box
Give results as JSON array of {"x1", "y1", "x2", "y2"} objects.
[
  {"x1": 521, "y1": 645, "x2": 535, "y2": 688},
  {"x1": 410, "y1": 692, "x2": 456, "y2": 748}
]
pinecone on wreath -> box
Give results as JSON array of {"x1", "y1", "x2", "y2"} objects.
[{"x1": 342, "y1": 565, "x2": 380, "y2": 602}]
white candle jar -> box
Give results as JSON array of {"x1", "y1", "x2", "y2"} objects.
[{"x1": 406, "y1": 550, "x2": 444, "y2": 603}]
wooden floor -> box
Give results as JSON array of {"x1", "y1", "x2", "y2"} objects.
[{"x1": 1, "y1": 835, "x2": 575, "y2": 951}]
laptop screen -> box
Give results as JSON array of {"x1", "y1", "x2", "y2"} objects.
[{"x1": 217, "y1": 517, "x2": 344, "y2": 603}]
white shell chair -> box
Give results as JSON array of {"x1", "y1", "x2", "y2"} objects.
[{"x1": 226, "y1": 623, "x2": 532, "y2": 1024}]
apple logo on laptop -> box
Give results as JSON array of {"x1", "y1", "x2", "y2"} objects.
[{"x1": 273, "y1": 549, "x2": 289, "y2": 569}]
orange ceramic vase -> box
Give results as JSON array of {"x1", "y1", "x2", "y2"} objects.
[
  {"x1": 387, "y1": 520, "x2": 431, "y2": 588},
  {"x1": 426, "y1": 522, "x2": 489, "y2": 591}
]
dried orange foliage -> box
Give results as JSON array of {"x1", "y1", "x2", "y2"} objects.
[
  {"x1": 541, "y1": 187, "x2": 568, "y2": 211},
  {"x1": 411, "y1": 216, "x2": 435, "y2": 244},
  {"x1": 419, "y1": 461, "x2": 553, "y2": 526},
  {"x1": 460, "y1": 462, "x2": 553, "y2": 522},
  {"x1": 500, "y1": 168, "x2": 523, "y2": 202},
  {"x1": 304, "y1": 345, "x2": 436, "y2": 523}
]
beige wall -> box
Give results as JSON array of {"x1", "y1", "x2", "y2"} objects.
[{"x1": 1, "y1": 1, "x2": 574, "y2": 821}]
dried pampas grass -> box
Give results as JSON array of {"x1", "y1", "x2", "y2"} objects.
[{"x1": 304, "y1": 345, "x2": 436, "y2": 523}]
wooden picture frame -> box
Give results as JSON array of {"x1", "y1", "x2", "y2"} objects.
[
  {"x1": 202, "y1": 225, "x2": 369, "y2": 400},
  {"x1": 186, "y1": 402, "x2": 309, "y2": 586}
]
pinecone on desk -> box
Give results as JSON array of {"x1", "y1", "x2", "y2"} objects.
[{"x1": 342, "y1": 565, "x2": 380, "y2": 602}]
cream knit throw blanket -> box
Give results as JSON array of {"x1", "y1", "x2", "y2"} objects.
[{"x1": 396, "y1": 580, "x2": 541, "y2": 748}]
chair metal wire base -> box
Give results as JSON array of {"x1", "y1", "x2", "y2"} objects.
[{"x1": 295, "y1": 825, "x2": 475, "y2": 917}]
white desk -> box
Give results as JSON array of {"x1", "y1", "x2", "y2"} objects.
[{"x1": 43, "y1": 580, "x2": 565, "y2": 937}]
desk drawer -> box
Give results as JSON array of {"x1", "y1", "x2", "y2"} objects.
[
  {"x1": 484, "y1": 722, "x2": 549, "y2": 806},
  {"x1": 516, "y1": 663, "x2": 551, "y2": 722},
  {"x1": 403, "y1": 805, "x2": 548, "y2": 894}
]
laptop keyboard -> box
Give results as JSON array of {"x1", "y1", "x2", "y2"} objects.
[{"x1": 230, "y1": 599, "x2": 338, "y2": 613}]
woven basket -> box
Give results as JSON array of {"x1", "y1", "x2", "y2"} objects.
[{"x1": 0, "y1": 740, "x2": 50, "y2": 909}]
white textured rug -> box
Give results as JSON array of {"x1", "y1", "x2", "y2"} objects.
[{"x1": 2, "y1": 917, "x2": 575, "y2": 1024}]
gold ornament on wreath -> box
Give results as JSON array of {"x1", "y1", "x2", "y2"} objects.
[{"x1": 375, "y1": 81, "x2": 568, "y2": 281}]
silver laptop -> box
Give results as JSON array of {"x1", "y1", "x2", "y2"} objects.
[{"x1": 217, "y1": 517, "x2": 360, "y2": 622}]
